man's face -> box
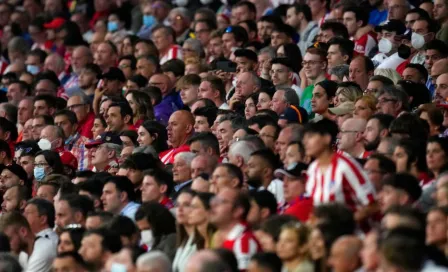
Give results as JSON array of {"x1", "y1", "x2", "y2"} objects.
[
  {"x1": 327, "y1": 44, "x2": 347, "y2": 69},
  {"x1": 94, "y1": 43, "x2": 115, "y2": 68},
  {"x1": 311, "y1": 85, "x2": 330, "y2": 114},
  {"x1": 271, "y1": 64, "x2": 291, "y2": 87},
  {"x1": 286, "y1": 7, "x2": 301, "y2": 29},
  {"x1": 405, "y1": 12, "x2": 420, "y2": 29},
  {"x1": 167, "y1": 112, "x2": 190, "y2": 148},
  {"x1": 136, "y1": 58, "x2": 156, "y2": 80},
  {"x1": 67, "y1": 96, "x2": 89, "y2": 123},
  {"x1": 71, "y1": 48, "x2": 91, "y2": 74},
  {"x1": 106, "y1": 106, "x2": 126, "y2": 133},
  {"x1": 270, "y1": 31, "x2": 290, "y2": 49},
  {"x1": 433, "y1": 0, "x2": 448, "y2": 22},
  {"x1": 378, "y1": 185, "x2": 401, "y2": 213},
  {"x1": 211, "y1": 166, "x2": 236, "y2": 193},
  {"x1": 425, "y1": 49, "x2": 443, "y2": 72},
  {"x1": 55, "y1": 199, "x2": 76, "y2": 231},
  {"x1": 235, "y1": 57, "x2": 256, "y2": 73},
  {"x1": 258, "y1": 21, "x2": 274, "y2": 42},
  {"x1": 275, "y1": 128, "x2": 292, "y2": 161},
  {"x1": 92, "y1": 144, "x2": 111, "y2": 166},
  {"x1": 318, "y1": 29, "x2": 335, "y2": 43},
  {"x1": 172, "y1": 156, "x2": 191, "y2": 183},
  {"x1": 402, "y1": 67, "x2": 424, "y2": 84},
  {"x1": 426, "y1": 210, "x2": 447, "y2": 246},
  {"x1": 119, "y1": 59, "x2": 133, "y2": 80},
  {"x1": 217, "y1": 120, "x2": 233, "y2": 152},
  {"x1": 235, "y1": 72, "x2": 257, "y2": 98},
  {"x1": 208, "y1": 37, "x2": 223, "y2": 59},
  {"x1": 364, "y1": 158, "x2": 384, "y2": 191},
  {"x1": 52, "y1": 256, "x2": 86, "y2": 272},
  {"x1": 388, "y1": 0, "x2": 408, "y2": 21},
  {"x1": 343, "y1": 11, "x2": 359, "y2": 37},
  {"x1": 101, "y1": 182, "x2": 122, "y2": 214},
  {"x1": 198, "y1": 81, "x2": 216, "y2": 101},
  {"x1": 18, "y1": 99, "x2": 33, "y2": 125},
  {"x1": 55, "y1": 115, "x2": 75, "y2": 138},
  {"x1": 33, "y1": 100, "x2": 50, "y2": 116},
  {"x1": 36, "y1": 184, "x2": 56, "y2": 203},
  {"x1": 19, "y1": 155, "x2": 34, "y2": 178},
  {"x1": 349, "y1": 58, "x2": 369, "y2": 90},
  {"x1": 23, "y1": 203, "x2": 43, "y2": 233},
  {"x1": 328, "y1": 240, "x2": 355, "y2": 272},
  {"x1": 436, "y1": 74, "x2": 448, "y2": 101},
  {"x1": 303, "y1": 132, "x2": 328, "y2": 158},
  {"x1": 180, "y1": 84, "x2": 199, "y2": 107},
  {"x1": 7, "y1": 83, "x2": 25, "y2": 105},
  {"x1": 245, "y1": 155, "x2": 265, "y2": 185},
  {"x1": 1, "y1": 187, "x2": 20, "y2": 213},
  {"x1": 194, "y1": 116, "x2": 211, "y2": 133},
  {"x1": 303, "y1": 53, "x2": 325, "y2": 80},
  {"x1": 363, "y1": 118, "x2": 381, "y2": 151},
  {"x1": 283, "y1": 176, "x2": 304, "y2": 202},
  {"x1": 260, "y1": 125, "x2": 277, "y2": 151},
  {"x1": 222, "y1": 33, "x2": 237, "y2": 58},
  {"x1": 194, "y1": 22, "x2": 212, "y2": 46},
  {"x1": 3, "y1": 225, "x2": 25, "y2": 255},
  {"x1": 141, "y1": 175, "x2": 163, "y2": 202},
  {"x1": 152, "y1": 29, "x2": 171, "y2": 52},
  {"x1": 376, "y1": 93, "x2": 399, "y2": 116},
  {"x1": 79, "y1": 69, "x2": 98, "y2": 89},
  {"x1": 271, "y1": 90, "x2": 288, "y2": 115},
  {"x1": 337, "y1": 122, "x2": 358, "y2": 152},
  {"x1": 78, "y1": 234, "x2": 105, "y2": 267},
  {"x1": 0, "y1": 169, "x2": 21, "y2": 190},
  {"x1": 210, "y1": 188, "x2": 236, "y2": 226}
]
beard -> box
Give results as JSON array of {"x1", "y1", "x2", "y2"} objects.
[{"x1": 364, "y1": 137, "x2": 380, "y2": 151}]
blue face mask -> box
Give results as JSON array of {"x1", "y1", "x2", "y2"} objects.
[
  {"x1": 34, "y1": 167, "x2": 45, "y2": 181},
  {"x1": 107, "y1": 21, "x2": 119, "y2": 32},
  {"x1": 143, "y1": 15, "x2": 156, "y2": 28},
  {"x1": 27, "y1": 65, "x2": 40, "y2": 75}
]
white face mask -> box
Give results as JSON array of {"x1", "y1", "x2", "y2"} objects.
[
  {"x1": 411, "y1": 32, "x2": 426, "y2": 50},
  {"x1": 38, "y1": 138, "x2": 54, "y2": 151},
  {"x1": 140, "y1": 230, "x2": 154, "y2": 249},
  {"x1": 378, "y1": 38, "x2": 393, "y2": 53}
]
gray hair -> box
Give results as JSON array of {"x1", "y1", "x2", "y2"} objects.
[
  {"x1": 229, "y1": 140, "x2": 259, "y2": 164},
  {"x1": 46, "y1": 53, "x2": 65, "y2": 73},
  {"x1": 69, "y1": 92, "x2": 90, "y2": 104},
  {"x1": 170, "y1": 7, "x2": 191, "y2": 21},
  {"x1": 259, "y1": 46, "x2": 276, "y2": 59},
  {"x1": 45, "y1": 125, "x2": 65, "y2": 141},
  {"x1": 329, "y1": 64, "x2": 349, "y2": 81},
  {"x1": 103, "y1": 143, "x2": 122, "y2": 158},
  {"x1": 175, "y1": 151, "x2": 196, "y2": 167},
  {"x1": 277, "y1": 88, "x2": 299, "y2": 105},
  {"x1": 136, "y1": 251, "x2": 172, "y2": 272},
  {"x1": 133, "y1": 146, "x2": 158, "y2": 158},
  {"x1": 0, "y1": 253, "x2": 22, "y2": 272},
  {"x1": 8, "y1": 37, "x2": 29, "y2": 55},
  {"x1": 0, "y1": 103, "x2": 17, "y2": 124},
  {"x1": 377, "y1": 85, "x2": 410, "y2": 111},
  {"x1": 246, "y1": 71, "x2": 261, "y2": 88},
  {"x1": 183, "y1": 38, "x2": 205, "y2": 58},
  {"x1": 74, "y1": 45, "x2": 93, "y2": 61}
]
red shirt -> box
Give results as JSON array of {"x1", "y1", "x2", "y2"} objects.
[
  {"x1": 78, "y1": 112, "x2": 95, "y2": 139},
  {"x1": 282, "y1": 196, "x2": 313, "y2": 222},
  {"x1": 159, "y1": 144, "x2": 190, "y2": 164},
  {"x1": 160, "y1": 196, "x2": 174, "y2": 210}
]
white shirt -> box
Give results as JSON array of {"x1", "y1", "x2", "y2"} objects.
[
  {"x1": 377, "y1": 52, "x2": 406, "y2": 70},
  {"x1": 26, "y1": 228, "x2": 58, "y2": 272},
  {"x1": 219, "y1": 103, "x2": 230, "y2": 110},
  {"x1": 260, "y1": 179, "x2": 285, "y2": 204},
  {"x1": 172, "y1": 235, "x2": 197, "y2": 272}
]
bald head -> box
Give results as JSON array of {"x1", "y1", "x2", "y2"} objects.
[
  {"x1": 185, "y1": 250, "x2": 222, "y2": 272},
  {"x1": 167, "y1": 110, "x2": 195, "y2": 148},
  {"x1": 329, "y1": 235, "x2": 362, "y2": 272},
  {"x1": 431, "y1": 59, "x2": 448, "y2": 79},
  {"x1": 342, "y1": 118, "x2": 366, "y2": 131},
  {"x1": 150, "y1": 73, "x2": 172, "y2": 96}
]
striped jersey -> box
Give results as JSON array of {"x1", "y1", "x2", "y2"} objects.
[{"x1": 306, "y1": 152, "x2": 376, "y2": 210}]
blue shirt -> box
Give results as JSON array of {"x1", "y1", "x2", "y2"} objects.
[
  {"x1": 174, "y1": 180, "x2": 192, "y2": 192},
  {"x1": 369, "y1": 9, "x2": 388, "y2": 26},
  {"x1": 120, "y1": 202, "x2": 141, "y2": 221},
  {"x1": 426, "y1": 77, "x2": 435, "y2": 99}
]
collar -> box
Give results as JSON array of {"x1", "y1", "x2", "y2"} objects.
[
  {"x1": 174, "y1": 180, "x2": 192, "y2": 192},
  {"x1": 36, "y1": 228, "x2": 53, "y2": 238},
  {"x1": 226, "y1": 222, "x2": 248, "y2": 240}
]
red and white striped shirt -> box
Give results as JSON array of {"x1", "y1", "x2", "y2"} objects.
[
  {"x1": 159, "y1": 44, "x2": 183, "y2": 65},
  {"x1": 354, "y1": 32, "x2": 377, "y2": 57},
  {"x1": 221, "y1": 223, "x2": 262, "y2": 271},
  {"x1": 306, "y1": 152, "x2": 376, "y2": 211}
]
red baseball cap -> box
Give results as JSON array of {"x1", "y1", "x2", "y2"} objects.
[
  {"x1": 44, "y1": 18, "x2": 66, "y2": 29},
  {"x1": 59, "y1": 151, "x2": 78, "y2": 170}
]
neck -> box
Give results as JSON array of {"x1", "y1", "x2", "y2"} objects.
[
  {"x1": 313, "y1": 9, "x2": 326, "y2": 22},
  {"x1": 217, "y1": 221, "x2": 239, "y2": 236},
  {"x1": 197, "y1": 222, "x2": 208, "y2": 239},
  {"x1": 347, "y1": 144, "x2": 365, "y2": 158},
  {"x1": 317, "y1": 149, "x2": 334, "y2": 165},
  {"x1": 309, "y1": 74, "x2": 326, "y2": 85},
  {"x1": 262, "y1": 176, "x2": 273, "y2": 188},
  {"x1": 95, "y1": 161, "x2": 109, "y2": 172},
  {"x1": 84, "y1": 86, "x2": 95, "y2": 96},
  {"x1": 284, "y1": 257, "x2": 305, "y2": 271},
  {"x1": 299, "y1": 20, "x2": 309, "y2": 32},
  {"x1": 25, "y1": 234, "x2": 35, "y2": 255},
  {"x1": 318, "y1": 109, "x2": 333, "y2": 119},
  {"x1": 160, "y1": 46, "x2": 171, "y2": 57}
]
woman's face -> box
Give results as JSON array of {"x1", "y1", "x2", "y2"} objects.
[
  {"x1": 254, "y1": 230, "x2": 276, "y2": 252},
  {"x1": 392, "y1": 146, "x2": 409, "y2": 173},
  {"x1": 257, "y1": 92, "x2": 272, "y2": 110},
  {"x1": 57, "y1": 232, "x2": 74, "y2": 254},
  {"x1": 176, "y1": 192, "x2": 193, "y2": 225},
  {"x1": 35, "y1": 154, "x2": 51, "y2": 174},
  {"x1": 276, "y1": 229, "x2": 300, "y2": 261},
  {"x1": 420, "y1": 111, "x2": 440, "y2": 136},
  {"x1": 185, "y1": 63, "x2": 200, "y2": 75},
  {"x1": 354, "y1": 99, "x2": 373, "y2": 120},
  {"x1": 309, "y1": 228, "x2": 326, "y2": 260},
  {"x1": 126, "y1": 93, "x2": 137, "y2": 117},
  {"x1": 427, "y1": 142, "x2": 447, "y2": 175},
  {"x1": 182, "y1": 43, "x2": 197, "y2": 60},
  {"x1": 92, "y1": 118, "x2": 106, "y2": 140},
  {"x1": 137, "y1": 126, "x2": 154, "y2": 147},
  {"x1": 245, "y1": 97, "x2": 257, "y2": 119},
  {"x1": 188, "y1": 196, "x2": 209, "y2": 226}
]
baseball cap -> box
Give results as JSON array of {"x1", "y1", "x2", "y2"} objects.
[
  {"x1": 375, "y1": 20, "x2": 406, "y2": 35},
  {"x1": 101, "y1": 67, "x2": 126, "y2": 82},
  {"x1": 274, "y1": 162, "x2": 309, "y2": 179},
  {"x1": 329, "y1": 101, "x2": 355, "y2": 116},
  {"x1": 85, "y1": 132, "x2": 123, "y2": 148},
  {"x1": 60, "y1": 151, "x2": 78, "y2": 170},
  {"x1": 44, "y1": 18, "x2": 66, "y2": 29},
  {"x1": 4, "y1": 164, "x2": 28, "y2": 182}
]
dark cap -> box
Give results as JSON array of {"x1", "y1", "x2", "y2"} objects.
[
  {"x1": 383, "y1": 173, "x2": 422, "y2": 201},
  {"x1": 375, "y1": 20, "x2": 406, "y2": 35},
  {"x1": 101, "y1": 67, "x2": 126, "y2": 82},
  {"x1": 234, "y1": 49, "x2": 258, "y2": 62},
  {"x1": 85, "y1": 132, "x2": 123, "y2": 148},
  {"x1": 274, "y1": 162, "x2": 309, "y2": 179},
  {"x1": 4, "y1": 164, "x2": 28, "y2": 182}
]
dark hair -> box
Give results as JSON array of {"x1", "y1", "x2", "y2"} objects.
[
  {"x1": 417, "y1": 17, "x2": 439, "y2": 34},
  {"x1": 0, "y1": 252, "x2": 22, "y2": 272},
  {"x1": 161, "y1": 59, "x2": 185, "y2": 78},
  {"x1": 404, "y1": 63, "x2": 428, "y2": 82},
  {"x1": 33, "y1": 94, "x2": 56, "y2": 108},
  {"x1": 368, "y1": 153, "x2": 396, "y2": 174},
  {"x1": 250, "y1": 149, "x2": 280, "y2": 170},
  {"x1": 94, "y1": 114, "x2": 107, "y2": 128},
  {"x1": 397, "y1": 80, "x2": 431, "y2": 110},
  {"x1": 26, "y1": 198, "x2": 55, "y2": 228},
  {"x1": 250, "y1": 190, "x2": 278, "y2": 216},
  {"x1": 75, "y1": 170, "x2": 94, "y2": 179},
  {"x1": 28, "y1": 49, "x2": 47, "y2": 64},
  {"x1": 55, "y1": 252, "x2": 87, "y2": 269},
  {"x1": 277, "y1": 44, "x2": 303, "y2": 72},
  {"x1": 193, "y1": 192, "x2": 216, "y2": 249},
  {"x1": 327, "y1": 37, "x2": 354, "y2": 63},
  {"x1": 126, "y1": 91, "x2": 155, "y2": 121},
  {"x1": 400, "y1": 138, "x2": 428, "y2": 172},
  {"x1": 135, "y1": 202, "x2": 176, "y2": 246},
  {"x1": 217, "y1": 163, "x2": 244, "y2": 188},
  {"x1": 289, "y1": 4, "x2": 312, "y2": 22},
  {"x1": 316, "y1": 80, "x2": 338, "y2": 98},
  {"x1": 142, "y1": 168, "x2": 173, "y2": 196},
  {"x1": 9, "y1": 80, "x2": 30, "y2": 96},
  {"x1": 233, "y1": 191, "x2": 251, "y2": 221},
  {"x1": 406, "y1": 7, "x2": 430, "y2": 19},
  {"x1": 106, "y1": 215, "x2": 138, "y2": 240},
  {"x1": 55, "y1": 109, "x2": 78, "y2": 125},
  {"x1": 35, "y1": 70, "x2": 61, "y2": 88},
  {"x1": 104, "y1": 176, "x2": 137, "y2": 202},
  {"x1": 213, "y1": 248, "x2": 239, "y2": 272},
  {"x1": 321, "y1": 22, "x2": 349, "y2": 39},
  {"x1": 77, "y1": 179, "x2": 104, "y2": 201},
  {"x1": 193, "y1": 106, "x2": 218, "y2": 128},
  {"x1": 424, "y1": 39, "x2": 448, "y2": 57},
  {"x1": 369, "y1": 113, "x2": 395, "y2": 131},
  {"x1": 313, "y1": 203, "x2": 356, "y2": 234},
  {"x1": 60, "y1": 227, "x2": 86, "y2": 253},
  {"x1": 35, "y1": 150, "x2": 64, "y2": 175},
  {"x1": 223, "y1": 25, "x2": 249, "y2": 45},
  {"x1": 0, "y1": 233, "x2": 10, "y2": 252},
  {"x1": 0, "y1": 117, "x2": 18, "y2": 142},
  {"x1": 120, "y1": 130, "x2": 139, "y2": 146},
  {"x1": 83, "y1": 228, "x2": 122, "y2": 253},
  {"x1": 202, "y1": 75, "x2": 226, "y2": 102},
  {"x1": 384, "y1": 205, "x2": 426, "y2": 230},
  {"x1": 259, "y1": 214, "x2": 299, "y2": 241},
  {"x1": 108, "y1": 102, "x2": 134, "y2": 124},
  {"x1": 250, "y1": 252, "x2": 282, "y2": 272},
  {"x1": 128, "y1": 75, "x2": 148, "y2": 89},
  {"x1": 119, "y1": 55, "x2": 137, "y2": 70},
  {"x1": 0, "y1": 140, "x2": 11, "y2": 159},
  {"x1": 83, "y1": 63, "x2": 103, "y2": 79},
  {"x1": 60, "y1": 194, "x2": 95, "y2": 220},
  {"x1": 343, "y1": 6, "x2": 369, "y2": 26},
  {"x1": 140, "y1": 120, "x2": 168, "y2": 153},
  {"x1": 187, "y1": 132, "x2": 220, "y2": 155},
  {"x1": 194, "y1": 19, "x2": 217, "y2": 32},
  {"x1": 389, "y1": 113, "x2": 428, "y2": 140}
]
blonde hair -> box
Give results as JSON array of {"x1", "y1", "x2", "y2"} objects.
[
  {"x1": 374, "y1": 68, "x2": 402, "y2": 84},
  {"x1": 336, "y1": 83, "x2": 363, "y2": 103},
  {"x1": 356, "y1": 95, "x2": 377, "y2": 112}
]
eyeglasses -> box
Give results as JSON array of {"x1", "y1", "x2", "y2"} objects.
[{"x1": 35, "y1": 162, "x2": 49, "y2": 168}]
